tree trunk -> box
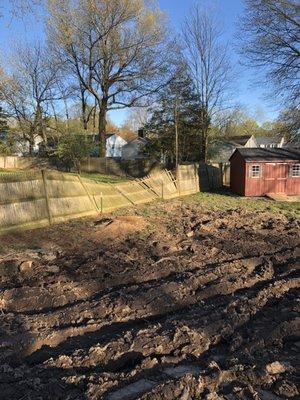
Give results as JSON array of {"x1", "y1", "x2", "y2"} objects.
[
  {"x1": 200, "y1": 130, "x2": 208, "y2": 163},
  {"x1": 80, "y1": 87, "x2": 88, "y2": 130},
  {"x1": 98, "y1": 98, "x2": 108, "y2": 157},
  {"x1": 29, "y1": 139, "x2": 34, "y2": 156},
  {"x1": 199, "y1": 107, "x2": 210, "y2": 162}
]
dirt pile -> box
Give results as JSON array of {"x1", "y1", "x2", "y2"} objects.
[{"x1": 0, "y1": 204, "x2": 299, "y2": 399}]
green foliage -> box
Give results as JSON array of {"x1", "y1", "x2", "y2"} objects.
[
  {"x1": 145, "y1": 73, "x2": 202, "y2": 165},
  {"x1": 54, "y1": 133, "x2": 95, "y2": 174},
  {"x1": 0, "y1": 106, "x2": 9, "y2": 134},
  {"x1": 0, "y1": 140, "x2": 12, "y2": 155}
]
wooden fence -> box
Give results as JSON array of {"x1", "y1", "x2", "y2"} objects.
[
  {"x1": 80, "y1": 157, "x2": 163, "y2": 177},
  {"x1": 0, "y1": 156, "x2": 50, "y2": 170},
  {"x1": 0, "y1": 167, "x2": 200, "y2": 234}
]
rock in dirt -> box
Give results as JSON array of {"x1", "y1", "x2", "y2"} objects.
[
  {"x1": 266, "y1": 361, "x2": 287, "y2": 375},
  {"x1": 186, "y1": 231, "x2": 194, "y2": 238},
  {"x1": 18, "y1": 260, "x2": 34, "y2": 274}
]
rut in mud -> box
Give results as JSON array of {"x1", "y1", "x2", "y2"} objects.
[{"x1": 0, "y1": 202, "x2": 299, "y2": 400}]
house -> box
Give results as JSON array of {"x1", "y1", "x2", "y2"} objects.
[
  {"x1": 121, "y1": 129, "x2": 149, "y2": 160},
  {"x1": 0, "y1": 130, "x2": 43, "y2": 156},
  {"x1": 105, "y1": 133, "x2": 128, "y2": 158},
  {"x1": 230, "y1": 148, "x2": 300, "y2": 196},
  {"x1": 256, "y1": 136, "x2": 285, "y2": 148},
  {"x1": 210, "y1": 135, "x2": 257, "y2": 163},
  {"x1": 105, "y1": 131, "x2": 137, "y2": 158}
]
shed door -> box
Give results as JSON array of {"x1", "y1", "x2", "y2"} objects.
[{"x1": 264, "y1": 163, "x2": 287, "y2": 193}]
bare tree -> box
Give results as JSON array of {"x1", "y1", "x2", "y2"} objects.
[
  {"x1": 47, "y1": 0, "x2": 175, "y2": 155},
  {"x1": 0, "y1": 0, "x2": 44, "y2": 18},
  {"x1": 125, "y1": 107, "x2": 150, "y2": 132},
  {"x1": 182, "y1": 4, "x2": 232, "y2": 161},
  {"x1": 238, "y1": 0, "x2": 300, "y2": 107},
  {"x1": 276, "y1": 108, "x2": 300, "y2": 143},
  {"x1": 0, "y1": 42, "x2": 66, "y2": 154}
]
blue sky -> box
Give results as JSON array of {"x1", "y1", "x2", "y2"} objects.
[{"x1": 0, "y1": 0, "x2": 278, "y2": 125}]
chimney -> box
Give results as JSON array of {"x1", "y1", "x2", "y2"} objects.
[{"x1": 138, "y1": 128, "x2": 144, "y2": 138}]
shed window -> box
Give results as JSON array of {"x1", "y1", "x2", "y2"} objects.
[
  {"x1": 290, "y1": 164, "x2": 300, "y2": 177},
  {"x1": 249, "y1": 165, "x2": 261, "y2": 178}
]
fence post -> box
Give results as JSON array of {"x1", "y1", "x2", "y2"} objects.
[
  {"x1": 114, "y1": 183, "x2": 135, "y2": 205},
  {"x1": 77, "y1": 174, "x2": 99, "y2": 213},
  {"x1": 41, "y1": 169, "x2": 52, "y2": 226},
  {"x1": 178, "y1": 177, "x2": 181, "y2": 197},
  {"x1": 100, "y1": 192, "x2": 103, "y2": 214}
]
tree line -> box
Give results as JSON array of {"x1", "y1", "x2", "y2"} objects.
[{"x1": 0, "y1": 0, "x2": 299, "y2": 166}]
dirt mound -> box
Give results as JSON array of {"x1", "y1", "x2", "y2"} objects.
[
  {"x1": 93, "y1": 215, "x2": 147, "y2": 241},
  {"x1": 0, "y1": 204, "x2": 299, "y2": 399}
]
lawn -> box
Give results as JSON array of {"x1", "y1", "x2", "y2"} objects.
[
  {"x1": 183, "y1": 190, "x2": 300, "y2": 218},
  {"x1": 74, "y1": 172, "x2": 130, "y2": 183}
]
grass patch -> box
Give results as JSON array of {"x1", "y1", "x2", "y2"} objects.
[
  {"x1": 183, "y1": 190, "x2": 300, "y2": 218},
  {"x1": 0, "y1": 168, "x2": 20, "y2": 175},
  {"x1": 78, "y1": 172, "x2": 130, "y2": 184}
]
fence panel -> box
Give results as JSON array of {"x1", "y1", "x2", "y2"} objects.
[
  {"x1": 115, "y1": 181, "x2": 157, "y2": 204},
  {"x1": 0, "y1": 167, "x2": 203, "y2": 234},
  {"x1": 44, "y1": 171, "x2": 97, "y2": 223},
  {"x1": 140, "y1": 170, "x2": 179, "y2": 199},
  {"x1": 176, "y1": 165, "x2": 199, "y2": 195},
  {"x1": 81, "y1": 179, "x2": 132, "y2": 212},
  {"x1": 0, "y1": 171, "x2": 49, "y2": 232}
]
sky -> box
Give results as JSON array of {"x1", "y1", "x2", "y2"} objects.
[{"x1": 0, "y1": 0, "x2": 279, "y2": 126}]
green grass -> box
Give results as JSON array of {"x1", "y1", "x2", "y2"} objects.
[
  {"x1": 0, "y1": 168, "x2": 20, "y2": 175},
  {"x1": 78, "y1": 172, "x2": 130, "y2": 183},
  {"x1": 182, "y1": 190, "x2": 300, "y2": 218}
]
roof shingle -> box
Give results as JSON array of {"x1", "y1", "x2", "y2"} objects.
[{"x1": 230, "y1": 147, "x2": 300, "y2": 161}]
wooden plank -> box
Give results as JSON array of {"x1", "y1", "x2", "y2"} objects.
[{"x1": 41, "y1": 170, "x2": 52, "y2": 225}]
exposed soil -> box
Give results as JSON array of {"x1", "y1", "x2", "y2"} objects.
[{"x1": 0, "y1": 200, "x2": 299, "y2": 400}]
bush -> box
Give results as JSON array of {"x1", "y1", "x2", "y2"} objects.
[
  {"x1": 0, "y1": 140, "x2": 12, "y2": 156},
  {"x1": 54, "y1": 133, "x2": 96, "y2": 174}
]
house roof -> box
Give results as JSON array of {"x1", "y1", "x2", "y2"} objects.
[
  {"x1": 115, "y1": 131, "x2": 137, "y2": 142},
  {"x1": 256, "y1": 136, "x2": 283, "y2": 146},
  {"x1": 122, "y1": 136, "x2": 149, "y2": 147},
  {"x1": 230, "y1": 147, "x2": 300, "y2": 162},
  {"x1": 104, "y1": 131, "x2": 138, "y2": 142},
  {"x1": 225, "y1": 135, "x2": 253, "y2": 146}
]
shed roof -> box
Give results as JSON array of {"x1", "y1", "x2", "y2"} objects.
[{"x1": 230, "y1": 147, "x2": 300, "y2": 162}]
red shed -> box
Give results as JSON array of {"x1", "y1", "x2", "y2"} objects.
[{"x1": 229, "y1": 148, "x2": 300, "y2": 197}]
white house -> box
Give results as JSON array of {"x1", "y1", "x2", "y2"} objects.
[{"x1": 105, "y1": 133, "x2": 128, "y2": 158}]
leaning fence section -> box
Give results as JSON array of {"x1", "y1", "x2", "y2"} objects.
[
  {"x1": 0, "y1": 171, "x2": 50, "y2": 232},
  {"x1": 0, "y1": 166, "x2": 202, "y2": 234}
]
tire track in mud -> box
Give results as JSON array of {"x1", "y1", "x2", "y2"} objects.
[
  {"x1": 1, "y1": 246, "x2": 296, "y2": 314},
  {"x1": 1, "y1": 252, "x2": 294, "y2": 356},
  {"x1": 0, "y1": 208, "x2": 299, "y2": 399}
]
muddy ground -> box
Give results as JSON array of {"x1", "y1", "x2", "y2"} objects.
[{"x1": 0, "y1": 197, "x2": 299, "y2": 399}]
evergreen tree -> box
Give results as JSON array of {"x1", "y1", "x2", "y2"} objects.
[
  {"x1": 0, "y1": 106, "x2": 9, "y2": 134},
  {"x1": 145, "y1": 72, "x2": 202, "y2": 165}
]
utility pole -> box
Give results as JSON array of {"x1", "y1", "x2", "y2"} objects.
[{"x1": 174, "y1": 100, "x2": 179, "y2": 170}]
